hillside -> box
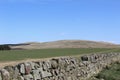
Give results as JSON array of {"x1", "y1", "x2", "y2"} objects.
[{"x1": 10, "y1": 40, "x2": 120, "y2": 50}]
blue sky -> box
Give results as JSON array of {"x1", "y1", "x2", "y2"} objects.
[{"x1": 0, "y1": 0, "x2": 120, "y2": 44}]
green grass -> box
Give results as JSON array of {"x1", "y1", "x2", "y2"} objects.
[
  {"x1": 0, "y1": 48, "x2": 120, "y2": 62},
  {"x1": 95, "y1": 63, "x2": 120, "y2": 80}
]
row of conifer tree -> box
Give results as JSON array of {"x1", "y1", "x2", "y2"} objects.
[{"x1": 0, "y1": 45, "x2": 11, "y2": 50}]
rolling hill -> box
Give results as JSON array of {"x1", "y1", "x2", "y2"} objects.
[{"x1": 9, "y1": 40, "x2": 120, "y2": 50}]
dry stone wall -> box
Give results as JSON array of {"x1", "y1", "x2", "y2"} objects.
[{"x1": 0, "y1": 53, "x2": 120, "y2": 80}]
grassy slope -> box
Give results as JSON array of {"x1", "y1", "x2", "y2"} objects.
[
  {"x1": 95, "y1": 63, "x2": 120, "y2": 80},
  {"x1": 0, "y1": 48, "x2": 120, "y2": 62}
]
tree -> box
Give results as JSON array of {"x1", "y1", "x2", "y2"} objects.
[{"x1": 0, "y1": 45, "x2": 11, "y2": 50}]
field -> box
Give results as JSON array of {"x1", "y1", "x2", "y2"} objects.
[{"x1": 0, "y1": 48, "x2": 120, "y2": 62}]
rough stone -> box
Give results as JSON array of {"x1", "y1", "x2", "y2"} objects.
[
  {"x1": 29, "y1": 62, "x2": 35, "y2": 70},
  {"x1": 4, "y1": 66, "x2": 15, "y2": 79},
  {"x1": 51, "y1": 59, "x2": 58, "y2": 69},
  {"x1": 24, "y1": 74, "x2": 33, "y2": 80},
  {"x1": 19, "y1": 64, "x2": 25, "y2": 74},
  {"x1": 32, "y1": 70, "x2": 41, "y2": 80},
  {"x1": 24, "y1": 62, "x2": 32, "y2": 74},
  {"x1": 1, "y1": 69, "x2": 10, "y2": 80},
  {"x1": 81, "y1": 56, "x2": 89, "y2": 61},
  {"x1": 41, "y1": 70, "x2": 52, "y2": 78},
  {"x1": 0, "y1": 72, "x2": 2, "y2": 80},
  {"x1": 18, "y1": 76, "x2": 24, "y2": 80},
  {"x1": 13, "y1": 66, "x2": 20, "y2": 79}
]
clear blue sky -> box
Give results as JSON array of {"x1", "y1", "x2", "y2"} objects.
[{"x1": 0, "y1": 0, "x2": 120, "y2": 44}]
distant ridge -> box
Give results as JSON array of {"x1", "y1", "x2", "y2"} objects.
[{"x1": 10, "y1": 40, "x2": 120, "y2": 50}]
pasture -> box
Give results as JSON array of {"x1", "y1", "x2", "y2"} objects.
[{"x1": 0, "y1": 48, "x2": 120, "y2": 62}]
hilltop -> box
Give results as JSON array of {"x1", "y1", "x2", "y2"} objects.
[{"x1": 10, "y1": 40, "x2": 120, "y2": 50}]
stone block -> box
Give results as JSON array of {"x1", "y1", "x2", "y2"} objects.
[
  {"x1": 24, "y1": 74, "x2": 33, "y2": 80},
  {"x1": 32, "y1": 70, "x2": 41, "y2": 80},
  {"x1": 1, "y1": 69, "x2": 10, "y2": 80},
  {"x1": 51, "y1": 59, "x2": 59, "y2": 69},
  {"x1": 19, "y1": 64, "x2": 25, "y2": 74},
  {"x1": 24, "y1": 62, "x2": 32, "y2": 74},
  {"x1": 81, "y1": 56, "x2": 89, "y2": 61},
  {"x1": 41, "y1": 70, "x2": 52, "y2": 78}
]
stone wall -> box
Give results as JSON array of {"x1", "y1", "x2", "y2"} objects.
[{"x1": 0, "y1": 53, "x2": 120, "y2": 80}]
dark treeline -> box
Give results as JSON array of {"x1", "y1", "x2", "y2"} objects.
[
  {"x1": 0, "y1": 45, "x2": 11, "y2": 50},
  {"x1": 7, "y1": 43, "x2": 30, "y2": 46}
]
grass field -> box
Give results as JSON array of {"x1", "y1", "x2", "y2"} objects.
[
  {"x1": 95, "y1": 62, "x2": 120, "y2": 80},
  {"x1": 0, "y1": 48, "x2": 120, "y2": 62}
]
